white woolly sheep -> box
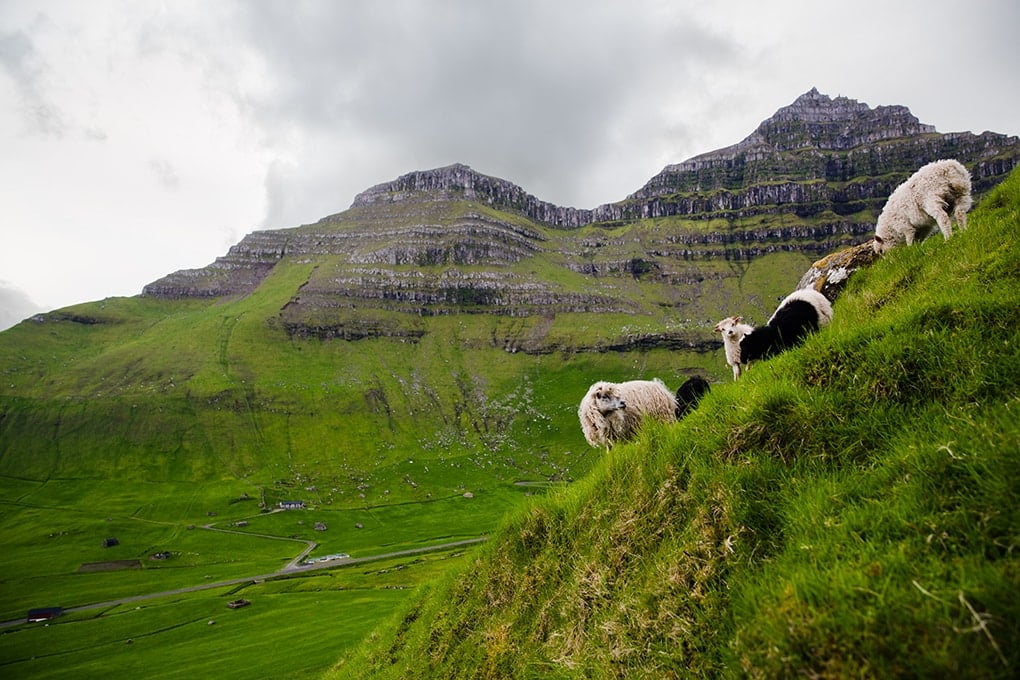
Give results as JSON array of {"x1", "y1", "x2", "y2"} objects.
[
  {"x1": 873, "y1": 159, "x2": 973, "y2": 254},
  {"x1": 578, "y1": 378, "x2": 677, "y2": 449},
  {"x1": 714, "y1": 288, "x2": 833, "y2": 380},
  {"x1": 713, "y1": 316, "x2": 755, "y2": 381}
]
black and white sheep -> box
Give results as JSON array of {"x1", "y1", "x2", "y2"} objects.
[
  {"x1": 578, "y1": 379, "x2": 677, "y2": 449},
  {"x1": 714, "y1": 288, "x2": 833, "y2": 379},
  {"x1": 873, "y1": 159, "x2": 973, "y2": 254}
]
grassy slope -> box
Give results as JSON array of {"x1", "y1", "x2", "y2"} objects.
[
  {"x1": 0, "y1": 203, "x2": 747, "y2": 677},
  {"x1": 335, "y1": 170, "x2": 1020, "y2": 678},
  {"x1": 2, "y1": 194, "x2": 803, "y2": 536}
]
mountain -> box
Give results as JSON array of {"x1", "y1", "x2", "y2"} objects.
[
  {"x1": 4, "y1": 87, "x2": 1019, "y2": 483},
  {"x1": 142, "y1": 89, "x2": 1020, "y2": 346}
]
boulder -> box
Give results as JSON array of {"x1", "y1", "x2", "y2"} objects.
[{"x1": 797, "y1": 241, "x2": 881, "y2": 302}]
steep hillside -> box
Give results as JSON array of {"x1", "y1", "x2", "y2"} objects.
[{"x1": 335, "y1": 169, "x2": 1020, "y2": 678}]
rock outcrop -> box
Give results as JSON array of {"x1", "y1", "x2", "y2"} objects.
[
  {"x1": 142, "y1": 230, "x2": 288, "y2": 298},
  {"x1": 350, "y1": 163, "x2": 592, "y2": 228},
  {"x1": 798, "y1": 241, "x2": 882, "y2": 302}
]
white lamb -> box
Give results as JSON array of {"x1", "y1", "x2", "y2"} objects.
[
  {"x1": 714, "y1": 288, "x2": 833, "y2": 380},
  {"x1": 873, "y1": 159, "x2": 973, "y2": 254},
  {"x1": 578, "y1": 379, "x2": 677, "y2": 450},
  {"x1": 713, "y1": 316, "x2": 756, "y2": 381}
]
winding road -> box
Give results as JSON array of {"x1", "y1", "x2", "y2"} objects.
[{"x1": 0, "y1": 535, "x2": 487, "y2": 629}]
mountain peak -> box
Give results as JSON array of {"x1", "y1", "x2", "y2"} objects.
[
  {"x1": 348, "y1": 162, "x2": 595, "y2": 227},
  {"x1": 351, "y1": 163, "x2": 506, "y2": 207},
  {"x1": 744, "y1": 87, "x2": 936, "y2": 152},
  {"x1": 631, "y1": 88, "x2": 958, "y2": 198}
]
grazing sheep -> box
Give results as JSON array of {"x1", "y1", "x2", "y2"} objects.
[
  {"x1": 873, "y1": 159, "x2": 973, "y2": 254},
  {"x1": 674, "y1": 376, "x2": 711, "y2": 419},
  {"x1": 578, "y1": 379, "x2": 677, "y2": 449},
  {"x1": 714, "y1": 289, "x2": 833, "y2": 379}
]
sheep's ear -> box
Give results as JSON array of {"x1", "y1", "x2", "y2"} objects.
[
  {"x1": 734, "y1": 316, "x2": 743, "y2": 323},
  {"x1": 874, "y1": 235, "x2": 883, "y2": 244}
]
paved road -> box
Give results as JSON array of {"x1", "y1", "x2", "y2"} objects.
[
  {"x1": 198, "y1": 522, "x2": 318, "y2": 571},
  {"x1": 0, "y1": 536, "x2": 487, "y2": 629}
]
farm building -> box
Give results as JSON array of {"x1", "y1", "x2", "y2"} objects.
[
  {"x1": 27, "y1": 607, "x2": 63, "y2": 623},
  {"x1": 279, "y1": 500, "x2": 305, "y2": 510}
]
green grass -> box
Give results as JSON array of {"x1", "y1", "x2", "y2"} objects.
[
  {"x1": 221, "y1": 484, "x2": 525, "y2": 558},
  {"x1": 0, "y1": 549, "x2": 469, "y2": 679},
  {"x1": 335, "y1": 168, "x2": 1020, "y2": 678}
]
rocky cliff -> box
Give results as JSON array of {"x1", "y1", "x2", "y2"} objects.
[
  {"x1": 627, "y1": 88, "x2": 1018, "y2": 217},
  {"x1": 349, "y1": 163, "x2": 591, "y2": 228}
]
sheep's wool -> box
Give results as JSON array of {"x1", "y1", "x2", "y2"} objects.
[
  {"x1": 578, "y1": 379, "x2": 677, "y2": 449},
  {"x1": 874, "y1": 159, "x2": 972, "y2": 253}
]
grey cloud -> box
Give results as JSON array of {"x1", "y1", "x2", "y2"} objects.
[
  {"x1": 230, "y1": 1, "x2": 744, "y2": 223},
  {"x1": 0, "y1": 24, "x2": 67, "y2": 137},
  {"x1": 0, "y1": 28, "x2": 34, "y2": 81},
  {"x1": 0, "y1": 281, "x2": 43, "y2": 331},
  {"x1": 149, "y1": 158, "x2": 181, "y2": 189}
]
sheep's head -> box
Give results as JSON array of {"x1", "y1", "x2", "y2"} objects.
[
  {"x1": 713, "y1": 316, "x2": 745, "y2": 340},
  {"x1": 590, "y1": 383, "x2": 627, "y2": 415},
  {"x1": 872, "y1": 235, "x2": 891, "y2": 254}
]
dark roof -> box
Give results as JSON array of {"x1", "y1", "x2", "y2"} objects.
[{"x1": 27, "y1": 607, "x2": 63, "y2": 622}]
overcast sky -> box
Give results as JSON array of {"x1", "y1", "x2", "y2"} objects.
[{"x1": 2, "y1": 0, "x2": 1018, "y2": 329}]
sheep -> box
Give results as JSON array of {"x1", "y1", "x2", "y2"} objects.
[
  {"x1": 714, "y1": 316, "x2": 756, "y2": 380},
  {"x1": 873, "y1": 159, "x2": 973, "y2": 254},
  {"x1": 578, "y1": 378, "x2": 677, "y2": 449},
  {"x1": 674, "y1": 375, "x2": 711, "y2": 419},
  {"x1": 714, "y1": 288, "x2": 833, "y2": 379}
]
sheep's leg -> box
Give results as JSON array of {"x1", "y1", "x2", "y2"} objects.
[
  {"x1": 946, "y1": 190, "x2": 971, "y2": 232},
  {"x1": 936, "y1": 213, "x2": 954, "y2": 239},
  {"x1": 732, "y1": 363, "x2": 741, "y2": 380},
  {"x1": 923, "y1": 195, "x2": 955, "y2": 240},
  {"x1": 953, "y1": 194, "x2": 972, "y2": 232},
  {"x1": 954, "y1": 206, "x2": 968, "y2": 232}
]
